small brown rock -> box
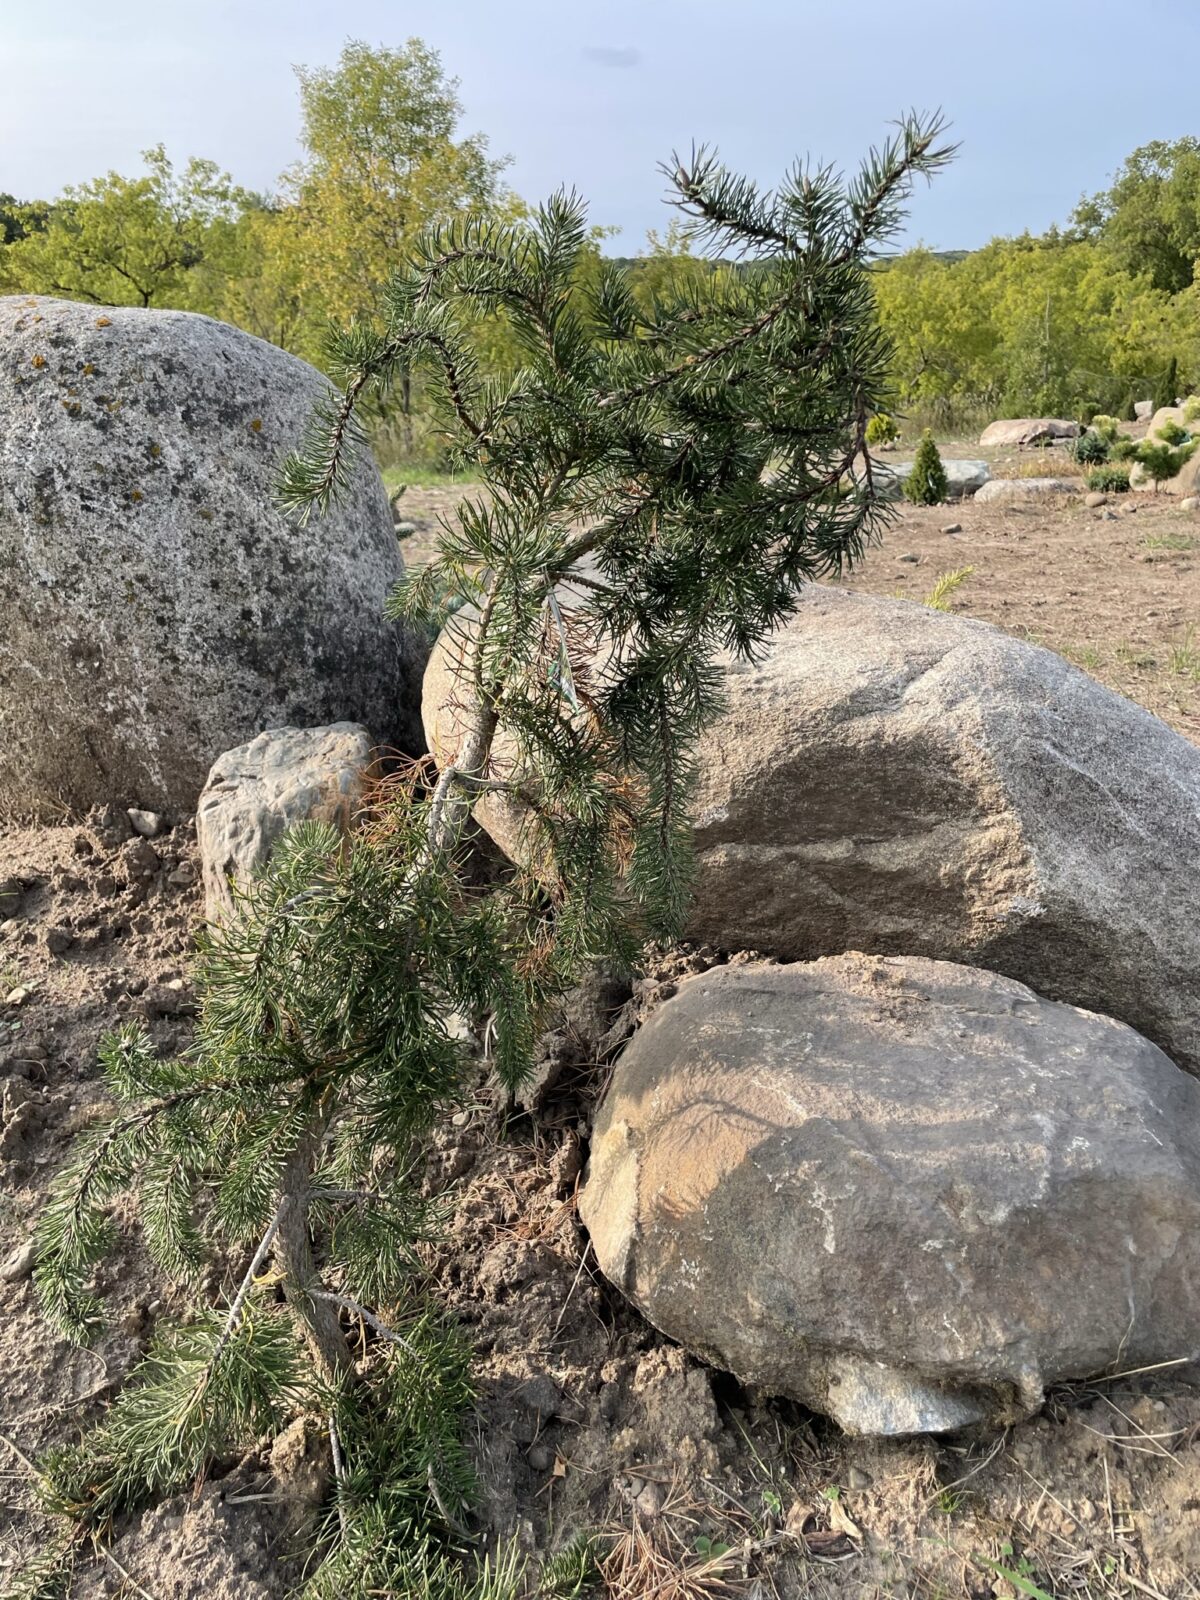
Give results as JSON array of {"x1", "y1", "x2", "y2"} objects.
[{"x1": 0, "y1": 1239, "x2": 36, "y2": 1282}]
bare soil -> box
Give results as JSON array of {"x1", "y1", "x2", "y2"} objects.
[{"x1": 3, "y1": 457, "x2": 1199, "y2": 1597}]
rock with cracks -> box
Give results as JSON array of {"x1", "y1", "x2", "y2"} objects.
[
  {"x1": 978, "y1": 418, "x2": 1081, "y2": 447},
  {"x1": 0, "y1": 296, "x2": 425, "y2": 817},
  {"x1": 581, "y1": 955, "x2": 1200, "y2": 1435},
  {"x1": 425, "y1": 585, "x2": 1200, "y2": 1075},
  {"x1": 197, "y1": 724, "x2": 374, "y2": 923}
]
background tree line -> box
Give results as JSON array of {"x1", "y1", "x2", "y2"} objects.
[{"x1": 3, "y1": 37, "x2": 1198, "y2": 454}]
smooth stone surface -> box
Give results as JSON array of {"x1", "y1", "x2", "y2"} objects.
[{"x1": 582, "y1": 955, "x2": 1200, "y2": 1434}]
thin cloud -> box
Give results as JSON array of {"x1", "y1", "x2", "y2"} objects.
[{"x1": 582, "y1": 45, "x2": 641, "y2": 69}]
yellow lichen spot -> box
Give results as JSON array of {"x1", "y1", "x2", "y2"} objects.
[
  {"x1": 32, "y1": 315, "x2": 42, "y2": 323},
  {"x1": 108, "y1": 400, "x2": 122, "y2": 413},
  {"x1": 82, "y1": 363, "x2": 95, "y2": 376},
  {"x1": 30, "y1": 354, "x2": 45, "y2": 369},
  {"x1": 149, "y1": 443, "x2": 162, "y2": 459},
  {"x1": 24, "y1": 298, "x2": 37, "y2": 308},
  {"x1": 249, "y1": 417, "x2": 263, "y2": 432},
  {"x1": 130, "y1": 489, "x2": 144, "y2": 503},
  {"x1": 198, "y1": 508, "x2": 215, "y2": 522},
  {"x1": 62, "y1": 401, "x2": 82, "y2": 416},
  {"x1": 95, "y1": 316, "x2": 112, "y2": 328}
]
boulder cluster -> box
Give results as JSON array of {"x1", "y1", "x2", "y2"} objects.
[{"x1": 4, "y1": 302, "x2": 1199, "y2": 1438}]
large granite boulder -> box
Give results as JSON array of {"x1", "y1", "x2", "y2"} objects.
[
  {"x1": 424, "y1": 586, "x2": 1200, "y2": 1074},
  {"x1": 0, "y1": 296, "x2": 425, "y2": 817},
  {"x1": 871, "y1": 458, "x2": 990, "y2": 500},
  {"x1": 581, "y1": 955, "x2": 1200, "y2": 1434},
  {"x1": 197, "y1": 723, "x2": 374, "y2": 923},
  {"x1": 978, "y1": 418, "x2": 1081, "y2": 447}
]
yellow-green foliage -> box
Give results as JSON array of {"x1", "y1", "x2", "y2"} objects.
[
  {"x1": 1183, "y1": 395, "x2": 1200, "y2": 424},
  {"x1": 1091, "y1": 414, "x2": 1121, "y2": 442},
  {"x1": 866, "y1": 412, "x2": 900, "y2": 446},
  {"x1": 924, "y1": 566, "x2": 974, "y2": 611}
]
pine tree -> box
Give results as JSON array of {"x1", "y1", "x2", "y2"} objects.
[
  {"x1": 1154, "y1": 354, "x2": 1180, "y2": 411},
  {"x1": 904, "y1": 428, "x2": 949, "y2": 503},
  {"x1": 30, "y1": 114, "x2": 953, "y2": 1598}
]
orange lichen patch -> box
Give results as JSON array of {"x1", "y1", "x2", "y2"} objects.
[
  {"x1": 62, "y1": 402, "x2": 82, "y2": 417},
  {"x1": 32, "y1": 315, "x2": 42, "y2": 323},
  {"x1": 30, "y1": 355, "x2": 46, "y2": 369},
  {"x1": 249, "y1": 417, "x2": 263, "y2": 432},
  {"x1": 82, "y1": 363, "x2": 95, "y2": 376},
  {"x1": 95, "y1": 316, "x2": 112, "y2": 328}
]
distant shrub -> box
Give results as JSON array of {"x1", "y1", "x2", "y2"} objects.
[
  {"x1": 1070, "y1": 431, "x2": 1109, "y2": 465},
  {"x1": 1091, "y1": 414, "x2": 1121, "y2": 443},
  {"x1": 1154, "y1": 356, "x2": 1180, "y2": 412},
  {"x1": 1157, "y1": 418, "x2": 1190, "y2": 447},
  {"x1": 866, "y1": 412, "x2": 900, "y2": 447},
  {"x1": 1086, "y1": 463, "x2": 1131, "y2": 492},
  {"x1": 1110, "y1": 436, "x2": 1138, "y2": 462},
  {"x1": 1122, "y1": 393, "x2": 1139, "y2": 422},
  {"x1": 903, "y1": 430, "x2": 948, "y2": 504},
  {"x1": 1135, "y1": 437, "x2": 1195, "y2": 488},
  {"x1": 1183, "y1": 395, "x2": 1200, "y2": 425}
]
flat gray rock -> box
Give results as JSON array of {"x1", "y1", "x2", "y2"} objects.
[
  {"x1": 581, "y1": 955, "x2": 1200, "y2": 1434},
  {"x1": 0, "y1": 297, "x2": 425, "y2": 816},
  {"x1": 978, "y1": 418, "x2": 1081, "y2": 447},
  {"x1": 870, "y1": 458, "x2": 990, "y2": 500},
  {"x1": 974, "y1": 477, "x2": 1078, "y2": 501}
]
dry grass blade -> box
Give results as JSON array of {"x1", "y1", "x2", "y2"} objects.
[{"x1": 599, "y1": 1475, "x2": 753, "y2": 1600}]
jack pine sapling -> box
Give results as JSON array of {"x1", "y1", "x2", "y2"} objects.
[
  {"x1": 30, "y1": 113, "x2": 952, "y2": 1598},
  {"x1": 903, "y1": 429, "x2": 949, "y2": 504}
]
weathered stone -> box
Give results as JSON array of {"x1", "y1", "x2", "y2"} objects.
[
  {"x1": 197, "y1": 723, "x2": 373, "y2": 923},
  {"x1": 0, "y1": 1239, "x2": 36, "y2": 1283},
  {"x1": 0, "y1": 296, "x2": 425, "y2": 817},
  {"x1": 425, "y1": 586, "x2": 1200, "y2": 1073},
  {"x1": 1182, "y1": 496, "x2": 1200, "y2": 513},
  {"x1": 1129, "y1": 406, "x2": 1200, "y2": 496},
  {"x1": 870, "y1": 459, "x2": 990, "y2": 500},
  {"x1": 127, "y1": 809, "x2": 164, "y2": 839},
  {"x1": 1084, "y1": 491, "x2": 1108, "y2": 508},
  {"x1": 581, "y1": 955, "x2": 1200, "y2": 1434},
  {"x1": 1135, "y1": 399, "x2": 1154, "y2": 421},
  {"x1": 974, "y1": 477, "x2": 1078, "y2": 502},
  {"x1": 978, "y1": 418, "x2": 1081, "y2": 447}
]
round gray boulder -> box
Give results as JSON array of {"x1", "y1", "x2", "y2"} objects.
[
  {"x1": 425, "y1": 585, "x2": 1200, "y2": 1076},
  {"x1": 581, "y1": 955, "x2": 1200, "y2": 1434},
  {"x1": 0, "y1": 296, "x2": 425, "y2": 816}
]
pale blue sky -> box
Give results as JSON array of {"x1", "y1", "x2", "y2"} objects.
[{"x1": 3, "y1": 0, "x2": 1199, "y2": 252}]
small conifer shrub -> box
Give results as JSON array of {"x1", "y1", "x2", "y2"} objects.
[
  {"x1": 1091, "y1": 414, "x2": 1121, "y2": 443},
  {"x1": 1070, "y1": 431, "x2": 1109, "y2": 465},
  {"x1": 866, "y1": 412, "x2": 900, "y2": 447},
  {"x1": 903, "y1": 429, "x2": 949, "y2": 504},
  {"x1": 1085, "y1": 463, "x2": 1131, "y2": 493}
]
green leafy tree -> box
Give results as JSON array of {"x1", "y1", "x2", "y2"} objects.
[
  {"x1": 0, "y1": 145, "x2": 249, "y2": 308},
  {"x1": 1074, "y1": 138, "x2": 1200, "y2": 293},
  {"x1": 31, "y1": 115, "x2": 952, "y2": 1597},
  {"x1": 904, "y1": 429, "x2": 949, "y2": 503}
]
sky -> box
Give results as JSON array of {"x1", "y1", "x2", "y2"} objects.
[{"x1": 3, "y1": 0, "x2": 1200, "y2": 254}]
